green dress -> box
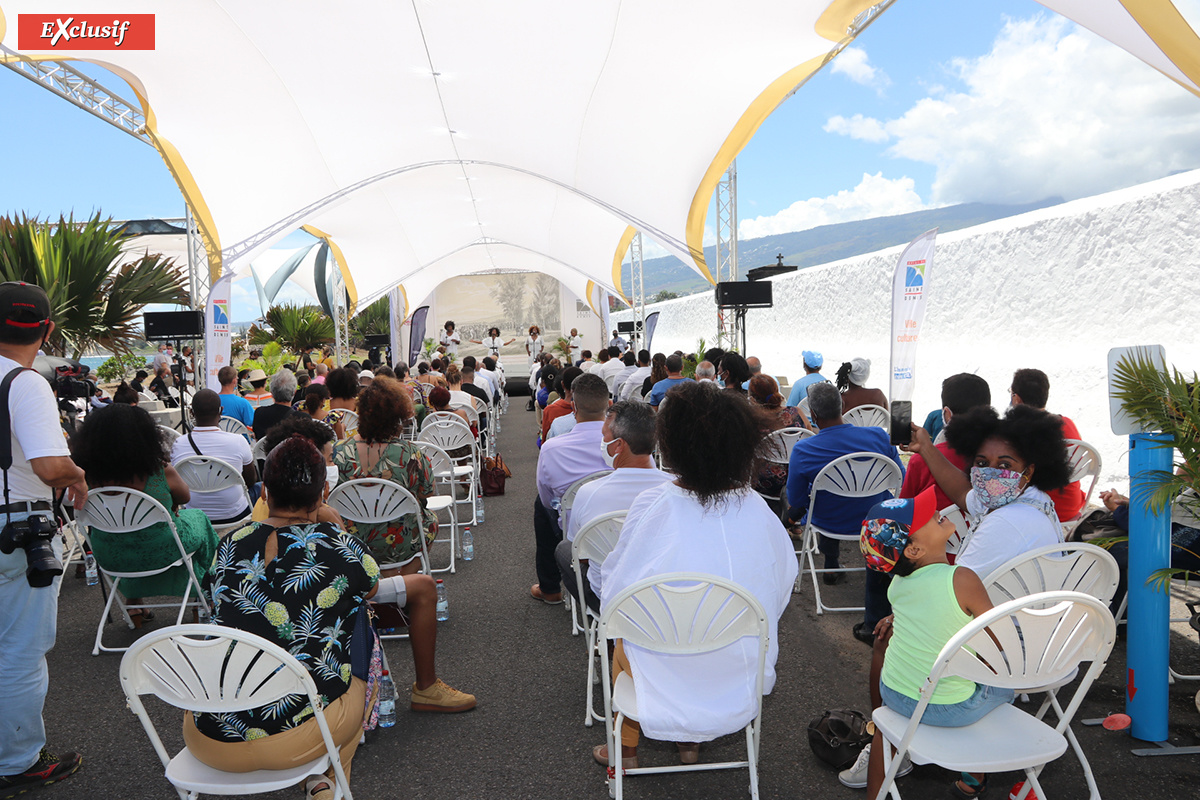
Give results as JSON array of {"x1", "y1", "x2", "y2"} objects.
[
  {"x1": 88, "y1": 469, "x2": 219, "y2": 597},
  {"x1": 332, "y1": 437, "x2": 437, "y2": 565}
]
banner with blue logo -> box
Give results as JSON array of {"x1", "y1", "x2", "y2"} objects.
[
  {"x1": 889, "y1": 228, "x2": 937, "y2": 405},
  {"x1": 204, "y1": 273, "x2": 233, "y2": 391}
]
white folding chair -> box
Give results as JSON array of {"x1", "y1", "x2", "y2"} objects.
[
  {"x1": 796, "y1": 451, "x2": 902, "y2": 613},
  {"x1": 449, "y1": 401, "x2": 481, "y2": 433},
  {"x1": 755, "y1": 427, "x2": 812, "y2": 505},
  {"x1": 409, "y1": 441, "x2": 462, "y2": 574},
  {"x1": 119, "y1": 624, "x2": 353, "y2": 800},
  {"x1": 77, "y1": 488, "x2": 211, "y2": 655},
  {"x1": 1061, "y1": 440, "x2": 1102, "y2": 538},
  {"x1": 842, "y1": 403, "x2": 890, "y2": 430},
  {"x1": 327, "y1": 478, "x2": 430, "y2": 576},
  {"x1": 599, "y1": 573, "x2": 770, "y2": 800},
  {"x1": 139, "y1": 390, "x2": 158, "y2": 404},
  {"x1": 173, "y1": 455, "x2": 253, "y2": 537},
  {"x1": 159, "y1": 425, "x2": 182, "y2": 446},
  {"x1": 560, "y1": 469, "x2": 613, "y2": 534},
  {"x1": 418, "y1": 418, "x2": 480, "y2": 525},
  {"x1": 570, "y1": 511, "x2": 627, "y2": 727},
  {"x1": 941, "y1": 505, "x2": 974, "y2": 557},
  {"x1": 251, "y1": 436, "x2": 270, "y2": 473},
  {"x1": 216, "y1": 415, "x2": 252, "y2": 438},
  {"x1": 339, "y1": 409, "x2": 359, "y2": 437},
  {"x1": 873, "y1": 592, "x2": 1116, "y2": 800}
]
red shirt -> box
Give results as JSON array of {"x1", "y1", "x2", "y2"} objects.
[
  {"x1": 1049, "y1": 414, "x2": 1085, "y2": 522},
  {"x1": 541, "y1": 398, "x2": 573, "y2": 440},
  {"x1": 899, "y1": 442, "x2": 968, "y2": 512}
]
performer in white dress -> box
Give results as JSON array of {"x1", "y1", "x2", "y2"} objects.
[
  {"x1": 469, "y1": 326, "x2": 516, "y2": 363},
  {"x1": 525, "y1": 325, "x2": 544, "y2": 369},
  {"x1": 567, "y1": 328, "x2": 584, "y2": 364},
  {"x1": 439, "y1": 320, "x2": 462, "y2": 357}
]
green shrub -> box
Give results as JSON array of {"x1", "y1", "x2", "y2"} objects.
[{"x1": 94, "y1": 352, "x2": 148, "y2": 383}]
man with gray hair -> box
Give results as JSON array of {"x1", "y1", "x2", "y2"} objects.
[
  {"x1": 742, "y1": 355, "x2": 778, "y2": 391},
  {"x1": 784, "y1": 382, "x2": 903, "y2": 642},
  {"x1": 553, "y1": 401, "x2": 672, "y2": 613},
  {"x1": 251, "y1": 369, "x2": 303, "y2": 440},
  {"x1": 694, "y1": 361, "x2": 717, "y2": 382}
]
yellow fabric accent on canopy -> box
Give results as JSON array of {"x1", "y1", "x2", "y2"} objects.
[
  {"x1": 584, "y1": 280, "x2": 599, "y2": 317},
  {"x1": 610, "y1": 226, "x2": 637, "y2": 303},
  {"x1": 815, "y1": 0, "x2": 884, "y2": 41},
  {"x1": 1118, "y1": 0, "x2": 1200, "y2": 98},
  {"x1": 301, "y1": 224, "x2": 359, "y2": 317}
]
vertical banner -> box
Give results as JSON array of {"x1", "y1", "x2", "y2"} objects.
[
  {"x1": 388, "y1": 286, "x2": 405, "y2": 367},
  {"x1": 204, "y1": 273, "x2": 233, "y2": 391},
  {"x1": 889, "y1": 228, "x2": 937, "y2": 404},
  {"x1": 408, "y1": 305, "x2": 429, "y2": 366},
  {"x1": 644, "y1": 311, "x2": 661, "y2": 353}
]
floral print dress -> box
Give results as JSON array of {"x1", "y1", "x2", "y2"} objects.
[
  {"x1": 194, "y1": 521, "x2": 379, "y2": 741},
  {"x1": 332, "y1": 437, "x2": 438, "y2": 565}
]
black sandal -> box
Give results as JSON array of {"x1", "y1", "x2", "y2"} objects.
[{"x1": 951, "y1": 773, "x2": 988, "y2": 798}]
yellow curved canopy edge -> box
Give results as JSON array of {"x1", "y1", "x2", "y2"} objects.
[
  {"x1": 397, "y1": 285, "x2": 408, "y2": 323},
  {"x1": 684, "y1": 54, "x2": 825, "y2": 284},
  {"x1": 815, "y1": 0, "x2": 885, "y2": 42},
  {"x1": 584, "y1": 279, "x2": 598, "y2": 317},
  {"x1": 301, "y1": 224, "x2": 359, "y2": 317},
  {"x1": 1118, "y1": 0, "x2": 1200, "y2": 98},
  {"x1": 609, "y1": 226, "x2": 637, "y2": 303}
]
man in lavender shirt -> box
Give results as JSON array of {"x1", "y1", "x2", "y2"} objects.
[{"x1": 530, "y1": 373, "x2": 611, "y2": 604}]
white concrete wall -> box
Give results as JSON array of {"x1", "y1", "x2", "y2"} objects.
[{"x1": 619, "y1": 169, "x2": 1200, "y2": 488}]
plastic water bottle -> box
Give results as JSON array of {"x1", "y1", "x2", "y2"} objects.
[
  {"x1": 461, "y1": 527, "x2": 474, "y2": 562},
  {"x1": 435, "y1": 579, "x2": 449, "y2": 621},
  {"x1": 378, "y1": 670, "x2": 396, "y2": 728},
  {"x1": 475, "y1": 495, "x2": 485, "y2": 523},
  {"x1": 84, "y1": 551, "x2": 99, "y2": 586}
]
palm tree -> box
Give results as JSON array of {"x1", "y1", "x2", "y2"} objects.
[
  {"x1": 0, "y1": 213, "x2": 189, "y2": 357},
  {"x1": 250, "y1": 303, "x2": 335, "y2": 354},
  {"x1": 349, "y1": 295, "x2": 389, "y2": 349},
  {"x1": 497, "y1": 274, "x2": 527, "y2": 332},
  {"x1": 529, "y1": 273, "x2": 560, "y2": 330}
]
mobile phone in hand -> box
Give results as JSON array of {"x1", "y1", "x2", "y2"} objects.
[{"x1": 890, "y1": 400, "x2": 913, "y2": 446}]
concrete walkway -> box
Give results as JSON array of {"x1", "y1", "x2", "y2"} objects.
[{"x1": 40, "y1": 404, "x2": 1200, "y2": 798}]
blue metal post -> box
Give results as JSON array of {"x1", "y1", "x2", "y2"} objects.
[{"x1": 1126, "y1": 432, "x2": 1173, "y2": 741}]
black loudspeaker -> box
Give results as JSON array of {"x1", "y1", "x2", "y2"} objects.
[
  {"x1": 363, "y1": 333, "x2": 391, "y2": 347},
  {"x1": 715, "y1": 281, "x2": 773, "y2": 309},
  {"x1": 143, "y1": 310, "x2": 204, "y2": 341},
  {"x1": 616, "y1": 321, "x2": 636, "y2": 333}
]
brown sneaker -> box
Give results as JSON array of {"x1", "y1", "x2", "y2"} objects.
[
  {"x1": 530, "y1": 583, "x2": 563, "y2": 605},
  {"x1": 411, "y1": 679, "x2": 477, "y2": 713}
]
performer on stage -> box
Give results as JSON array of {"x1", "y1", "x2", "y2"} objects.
[
  {"x1": 526, "y1": 325, "x2": 545, "y2": 369},
  {"x1": 470, "y1": 327, "x2": 516, "y2": 362},
  {"x1": 439, "y1": 320, "x2": 462, "y2": 357}
]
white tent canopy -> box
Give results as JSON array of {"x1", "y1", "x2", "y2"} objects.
[{"x1": 4, "y1": 1, "x2": 1199, "y2": 315}]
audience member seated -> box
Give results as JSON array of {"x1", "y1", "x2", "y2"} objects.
[
  {"x1": 617, "y1": 350, "x2": 651, "y2": 400},
  {"x1": 1097, "y1": 487, "x2": 1200, "y2": 614},
  {"x1": 251, "y1": 370, "x2": 304, "y2": 441},
  {"x1": 611, "y1": 352, "x2": 638, "y2": 398},
  {"x1": 217, "y1": 365, "x2": 255, "y2": 429},
  {"x1": 840, "y1": 489, "x2": 1007, "y2": 797},
  {"x1": 640, "y1": 353, "x2": 668, "y2": 399},
  {"x1": 479, "y1": 356, "x2": 504, "y2": 400},
  {"x1": 301, "y1": 383, "x2": 337, "y2": 431},
  {"x1": 242, "y1": 368, "x2": 272, "y2": 407},
  {"x1": 784, "y1": 382, "x2": 904, "y2": 644},
  {"x1": 592, "y1": 380, "x2": 797, "y2": 768},
  {"x1": 596, "y1": 346, "x2": 626, "y2": 395},
  {"x1": 530, "y1": 373, "x2": 611, "y2": 604},
  {"x1": 292, "y1": 371, "x2": 311, "y2": 405},
  {"x1": 787, "y1": 350, "x2": 828, "y2": 408},
  {"x1": 312, "y1": 362, "x2": 329, "y2": 385},
  {"x1": 541, "y1": 367, "x2": 582, "y2": 441},
  {"x1": 837, "y1": 357, "x2": 888, "y2": 413},
  {"x1": 334, "y1": 378, "x2": 438, "y2": 574},
  {"x1": 130, "y1": 369, "x2": 148, "y2": 395},
  {"x1": 461, "y1": 356, "x2": 495, "y2": 404},
  {"x1": 694, "y1": 360, "x2": 716, "y2": 383},
  {"x1": 749, "y1": 374, "x2": 811, "y2": 502},
  {"x1": 325, "y1": 367, "x2": 361, "y2": 432},
  {"x1": 578, "y1": 350, "x2": 596, "y2": 372},
  {"x1": 186, "y1": 437, "x2": 474, "y2": 800},
  {"x1": 718, "y1": 352, "x2": 750, "y2": 395},
  {"x1": 648, "y1": 353, "x2": 691, "y2": 408},
  {"x1": 251, "y1": 415, "x2": 344, "y2": 528},
  {"x1": 427, "y1": 385, "x2": 474, "y2": 443},
  {"x1": 148, "y1": 363, "x2": 177, "y2": 407},
  {"x1": 71, "y1": 403, "x2": 218, "y2": 626},
  {"x1": 446, "y1": 365, "x2": 485, "y2": 432},
  {"x1": 742, "y1": 356, "x2": 777, "y2": 391},
  {"x1": 553, "y1": 401, "x2": 671, "y2": 614},
  {"x1": 112, "y1": 381, "x2": 139, "y2": 405},
  {"x1": 1009, "y1": 368, "x2": 1085, "y2": 522},
  {"x1": 171, "y1": 389, "x2": 257, "y2": 524},
  {"x1": 899, "y1": 373, "x2": 991, "y2": 511},
  {"x1": 903, "y1": 404, "x2": 1070, "y2": 589}
]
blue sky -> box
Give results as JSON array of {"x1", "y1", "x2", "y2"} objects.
[{"x1": 3, "y1": 1, "x2": 1200, "y2": 304}]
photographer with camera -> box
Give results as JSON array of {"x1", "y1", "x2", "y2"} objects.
[{"x1": 0, "y1": 282, "x2": 87, "y2": 795}]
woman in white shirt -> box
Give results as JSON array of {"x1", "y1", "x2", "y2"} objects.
[
  {"x1": 525, "y1": 325, "x2": 544, "y2": 369},
  {"x1": 594, "y1": 380, "x2": 797, "y2": 769},
  {"x1": 567, "y1": 327, "x2": 583, "y2": 363},
  {"x1": 469, "y1": 326, "x2": 516, "y2": 362},
  {"x1": 438, "y1": 320, "x2": 461, "y2": 357}
]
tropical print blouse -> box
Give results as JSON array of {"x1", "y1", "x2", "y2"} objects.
[{"x1": 194, "y1": 520, "x2": 379, "y2": 742}]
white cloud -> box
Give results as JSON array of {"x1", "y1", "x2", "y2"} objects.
[
  {"x1": 823, "y1": 113, "x2": 889, "y2": 143},
  {"x1": 831, "y1": 47, "x2": 889, "y2": 89},
  {"x1": 825, "y1": 16, "x2": 1200, "y2": 205},
  {"x1": 737, "y1": 172, "x2": 926, "y2": 239}
]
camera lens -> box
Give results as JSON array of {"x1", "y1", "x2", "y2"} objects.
[{"x1": 25, "y1": 539, "x2": 63, "y2": 587}]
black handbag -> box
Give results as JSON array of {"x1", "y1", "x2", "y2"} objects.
[
  {"x1": 349, "y1": 601, "x2": 376, "y2": 681},
  {"x1": 807, "y1": 709, "x2": 874, "y2": 770}
]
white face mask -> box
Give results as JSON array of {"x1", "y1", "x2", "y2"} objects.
[
  {"x1": 325, "y1": 465, "x2": 340, "y2": 494},
  {"x1": 599, "y1": 438, "x2": 621, "y2": 469}
]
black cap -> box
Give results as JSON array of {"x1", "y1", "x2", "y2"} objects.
[{"x1": 0, "y1": 282, "x2": 50, "y2": 330}]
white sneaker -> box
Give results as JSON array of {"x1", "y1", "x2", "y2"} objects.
[{"x1": 837, "y1": 743, "x2": 913, "y2": 789}]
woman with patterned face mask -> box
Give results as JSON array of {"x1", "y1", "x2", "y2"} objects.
[{"x1": 901, "y1": 404, "x2": 1072, "y2": 589}]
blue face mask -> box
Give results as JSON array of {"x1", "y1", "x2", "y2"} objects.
[{"x1": 716, "y1": 377, "x2": 726, "y2": 388}]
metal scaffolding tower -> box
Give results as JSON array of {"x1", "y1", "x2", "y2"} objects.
[
  {"x1": 629, "y1": 231, "x2": 646, "y2": 350},
  {"x1": 331, "y1": 263, "x2": 351, "y2": 366},
  {"x1": 714, "y1": 159, "x2": 739, "y2": 351}
]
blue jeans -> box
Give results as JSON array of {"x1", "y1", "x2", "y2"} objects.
[
  {"x1": 0, "y1": 511, "x2": 61, "y2": 774},
  {"x1": 880, "y1": 680, "x2": 1014, "y2": 727}
]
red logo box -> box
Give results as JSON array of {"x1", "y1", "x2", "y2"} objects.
[{"x1": 17, "y1": 14, "x2": 154, "y2": 50}]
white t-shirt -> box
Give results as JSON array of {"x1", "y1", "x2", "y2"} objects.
[
  {"x1": 448, "y1": 389, "x2": 476, "y2": 413},
  {"x1": 526, "y1": 335, "x2": 544, "y2": 357},
  {"x1": 0, "y1": 354, "x2": 69, "y2": 502},
  {"x1": 568, "y1": 335, "x2": 583, "y2": 357},
  {"x1": 170, "y1": 426, "x2": 252, "y2": 520},
  {"x1": 596, "y1": 359, "x2": 625, "y2": 393},
  {"x1": 598, "y1": 483, "x2": 798, "y2": 741},
  {"x1": 957, "y1": 486, "x2": 1063, "y2": 581},
  {"x1": 568, "y1": 467, "x2": 674, "y2": 543},
  {"x1": 619, "y1": 365, "x2": 652, "y2": 400},
  {"x1": 439, "y1": 330, "x2": 461, "y2": 356}
]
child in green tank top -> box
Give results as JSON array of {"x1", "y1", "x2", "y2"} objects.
[{"x1": 846, "y1": 487, "x2": 1014, "y2": 799}]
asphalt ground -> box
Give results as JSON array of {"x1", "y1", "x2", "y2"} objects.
[{"x1": 38, "y1": 401, "x2": 1200, "y2": 799}]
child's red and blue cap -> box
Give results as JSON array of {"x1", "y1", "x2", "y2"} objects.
[{"x1": 859, "y1": 487, "x2": 937, "y2": 574}]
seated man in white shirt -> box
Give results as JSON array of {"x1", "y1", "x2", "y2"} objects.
[
  {"x1": 531, "y1": 373, "x2": 612, "y2": 604},
  {"x1": 554, "y1": 401, "x2": 671, "y2": 614},
  {"x1": 578, "y1": 350, "x2": 596, "y2": 372},
  {"x1": 610, "y1": 352, "x2": 638, "y2": 399},
  {"x1": 618, "y1": 350, "x2": 652, "y2": 400},
  {"x1": 170, "y1": 389, "x2": 257, "y2": 524},
  {"x1": 596, "y1": 346, "x2": 626, "y2": 395}
]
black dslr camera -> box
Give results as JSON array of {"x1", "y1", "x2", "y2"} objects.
[{"x1": 0, "y1": 513, "x2": 61, "y2": 587}]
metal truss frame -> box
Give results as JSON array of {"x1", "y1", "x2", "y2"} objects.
[
  {"x1": 629, "y1": 232, "x2": 646, "y2": 350},
  {"x1": 714, "y1": 159, "x2": 739, "y2": 351}
]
